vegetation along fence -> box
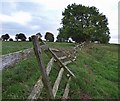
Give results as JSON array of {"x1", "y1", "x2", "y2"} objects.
[
  {"x1": 1, "y1": 48, "x2": 33, "y2": 70},
  {"x1": 1, "y1": 35, "x2": 85, "y2": 100},
  {"x1": 27, "y1": 35, "x2": 85, "y2": 100}
]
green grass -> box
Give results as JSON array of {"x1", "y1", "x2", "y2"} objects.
[
  {"x1": 2, "y1": 42, "x2": 119, "y2": 99},
  {"x1": 2, "y1": 42, "x2": 74, "y2": 99},
  {"x1": 2, "y1": 41, "x2": 33, "y2": 55},
  {"x1": 2, "y1": 41, "x2": 75, "y2": 55},
  {"x1": 69, "y1": 43, "x2": 119, "y2": 99},
  {"x1": 2, "y1": 54, "x2": 39, "y2": 99},
  {"x1": 47, "y1": 42, "x2": 75, "y2": 49},
  {"x1": 2, "y1": 52, "x2": 51, "y2": 99}
]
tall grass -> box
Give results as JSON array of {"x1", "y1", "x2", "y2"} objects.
[
  {"x1": 68, "y1": 43, "x2": 119, "y2": 99},
  {"x1": 2, "y1": 41, "x2": 33, "y2": 55},
  {"x1": 2, "y1": 42, "x2": 119, "y2": 99},
  {"x1": 2, "y1": 52, "x2": 51, "y2": 99},
  {"x1": 2, "y1": 42, "x2": 74, "y2": 99},
  {"x1": 2, "y1": 41, "x2": 75, "y2": 55}
]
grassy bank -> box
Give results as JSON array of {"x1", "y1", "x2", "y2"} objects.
[
  {"x1": 69, "y1": 43, "x2": 119, "y2": 99},
  {"x1": 2, "y1": 42, "x2": 119, "y2": 99},
  {"x1": 2, "y1": 42, "x2": 75, "y2": 99},
  {"x1": 2, "y1": 53, "x2": 51, "y2": 99}
]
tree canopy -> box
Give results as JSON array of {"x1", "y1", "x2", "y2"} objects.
[
  {"x1": 36, "y1": 32, "x2": 42, "y2": 38},
  {"x1": 57, "y1": 3, "x2": 110, "y2": 43},
  {"x1": 9, "y1": 38, "x2": 13, "y2": 41},
  {"x1": 1, "y1": 34, "x2": 10, "y2": 41},
  {"x1": 15, "y1": 33, "x2": 27, "y2": 41},
  {"x1": 45, "y1": 32, "x2": 54, "y2": 42}
]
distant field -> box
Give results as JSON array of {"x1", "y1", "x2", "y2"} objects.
[
  {"x1": 2, "y1": 42, "x2": 119, "y2": 99},
  {"x1": 69, "y1": 43, "x2": 119, "y2": 99},
  {"x1": 2, "y1": 41, "x2": 33, "y2": 55},
  {"x1": 2, "y1": 41, "x2": 75, "y2": 55}
]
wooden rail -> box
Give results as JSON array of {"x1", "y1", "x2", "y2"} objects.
[
  {"x1": 1, "y1": 48, "x2": 33, "y2": 70},
  {"x1": 27, "y1": 58, "x2": 54, "y2": 100},
  {"x1": 27, "y1": 35, "x2": 85, "y2": 100},
  {"x1": 52, "y1": 67, "x2": 64, "y2": 97}
]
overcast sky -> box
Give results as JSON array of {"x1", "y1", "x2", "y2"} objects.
[{"x1": 0, "y1": 0, "x2": 119, "y2": 43}]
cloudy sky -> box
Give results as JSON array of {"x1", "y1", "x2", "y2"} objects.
[{"x1": 0, "y1": 0, "x2": 119, "y2": 43}]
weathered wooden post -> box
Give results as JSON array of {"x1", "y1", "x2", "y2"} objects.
[
  {"x1": 27, "y1": 36, "x2": 78, "y2": 100},
  {"x1": 32, "y1": 35, "x2": 54, "y2": 99}
]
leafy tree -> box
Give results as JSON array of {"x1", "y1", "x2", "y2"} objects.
[
  {"x1": 36, "y1": 32, "x2": 43, "y2": 41},
  {"x1": 1, "y1": 34, "x2": 10, "y2": 41},
  {"x1": 1, "y1": 35, "x2": 5, "y2": 41},
  {"x1": 28, "y1": 37, "x2": 32, "y2": 42},
  {"x1": 15, "y1": 34, "x2": 19, "y2": 41},
  {"x1": 18, "y1": 33, "x2": 26, "y2": 41},
  {"x1": 9, "y1": 38, "x2": 13, "y2": 41},
  {"x1": 56, "y1": 28, "x2": 68, "y2": 42},
  {"x1": 5, "y1": 34, "x2": 10, "y2": 41},
  {"x1": 36, "y1": 32, "x2": 42, "y2": 38},
  {"x1": 45, "y1": 32, "x2": 54, "y2": 42},
  {"x1": 58, "y1": 3, "x2": 110, "y2": 43},
  {"x1": 15, "y1": 33, "x2": 27, "y2": 41}
]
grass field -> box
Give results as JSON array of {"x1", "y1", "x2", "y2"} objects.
[
  {"x1": 69, "y1": 43, "x2": 119, "y2": 99},
  {"x1": 2, "y1": 42, "x2": 119, "y2": 99},
  {"x1": 2, "y1": 41, "x2": 75, "y2": 55},
  {"x1": 2, "y1": 41, "x2": 33, "y2": 55}
]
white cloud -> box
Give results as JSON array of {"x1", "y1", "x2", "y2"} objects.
[
  {"x1": 109, "y1": 38, "x2": 118, "y2": 44},
  {"x1": 0, "y1": 11, "x2": 32, "y2": 25},
  {"x1": 1, "y1": 0, "x2": 119, "y2": 43},
  {"x1": 30, "y1": 25, "x2": 40, "y2": 30}
]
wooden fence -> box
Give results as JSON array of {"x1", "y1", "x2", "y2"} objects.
[
  {"x1": 27, "y1": 35, "x2": 85, "y2": 100},
  {"x1": 1, "y1": 48, "x2": 33, "y2": 70}
]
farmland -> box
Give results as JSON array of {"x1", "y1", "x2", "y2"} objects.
[
  {"x1": 2, "y1": 41, "x2": 75, "y2": 55},
  {"x1": 2, "y1": 41, "x2": 119, "y2": 99}
]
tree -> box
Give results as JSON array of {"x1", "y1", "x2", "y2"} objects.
[
  {"x1": 9, "y1": 38, "x2": 13, "y2": 41},
  {"x1": 1, "y1": 34, "x2": 10, "y2": 41},
  {"x1": 15, "y1": 33, "x2": 27, "y2": 41},
  {"x1": 56, "y1": 28, "x2": 69, "y2": 42},
  {"x1": 45, "y1": 32, "x2": 54, "y2": 42},
  {"x1": 36, "y1": 32, "x2": 42, "y2": 41},
  {"x1": 15, "y1": 34, "x2": 19, "y2": 41},
  {"x1": 28, "y1": 37, "x2": 32, "y2": 42},
  {"x1": 5, "y1": 34, "x2": 10, "y2": 41},
  {"x1": 1, "y1": 35, "x2": 5, "y2": 41},
  {"x1": 36, "y1": 32, "x2": 42, "y2": 38},
  {"x1": 57, "y1": 3, "x2": 110, "y2": 43}
]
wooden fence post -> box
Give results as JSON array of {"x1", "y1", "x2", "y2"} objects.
[{"x1": 32, "y1": 36, "x2": 54, "y2": 99}]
